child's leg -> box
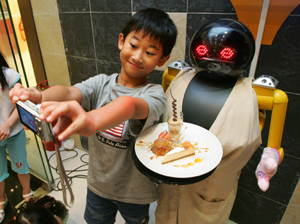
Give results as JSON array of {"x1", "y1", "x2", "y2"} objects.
[
  {"x1": 0, "y1": 181, "x2": 5, "y2": 202},
  {"x1": 0, "y1": 181, "x2": 6, "y2": 212},
  {"x1": 0, "y1": 180, "x2": 6, "y2": 223},
  {"x1": 17, "y1": 173, "x2": 31, "y2": 198},
  {"x1": 0, "y1": 141, "x2": 9, "y2": 222},
  {"x1": 0, "y1": 140, "x2": 9, "y2": 202},
  {"x1": 6, "y1": 130, "x2": 31, "y2": 199},
  {"x1": 84, "y1": 188, "x2": 118, "y2": 224},
  {"x1": 117, "y1": 201, "x2": 149, "y2": 224}
]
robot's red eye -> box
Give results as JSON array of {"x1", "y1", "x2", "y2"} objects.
[
  {"x1": 219, "y1": 47, "x2": 235, "y2": 60},
  {"x1": 193, "y1": 45, "x2": 208, "y2": 59}
]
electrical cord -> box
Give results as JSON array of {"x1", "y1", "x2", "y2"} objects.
[{"x1": 48, "y1": 149, "x2": 89, "y2": 191}]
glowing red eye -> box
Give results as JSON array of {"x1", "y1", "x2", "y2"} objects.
[
  {"x1": 193, "y1": 45, "x2": 208, "y2": 59},
  {"x1": 219, "y1": 47, "x2": 235, "y2": 60}
]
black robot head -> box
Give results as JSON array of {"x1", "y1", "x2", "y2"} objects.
[{"x1": 189, "y1": 18, "x2": 255, "y2": 77}]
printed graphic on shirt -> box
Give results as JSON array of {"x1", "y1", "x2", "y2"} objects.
[
  {"x1": 95, "y1": 101, "x2": 131, "y2": 149},
  {"x1": 96, "y1": 123, "x2": 130, "y2": 150},
  {"x1": 103, "y1": 122, "x2": 124, "y2": 138}
]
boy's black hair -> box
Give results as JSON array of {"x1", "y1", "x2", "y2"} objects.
[
  {"x1": 0, "y1": 51, "x2": 9, "y2": 91},
  {"x1": 8, "y1": 195, "x2": 69, "y2": 224},
  {"x1": 16, "y1": 205, "x2": 59, "y2": 224},
  {"x1": 121, "y1": 8, "x2": 177, "y2": 57}
]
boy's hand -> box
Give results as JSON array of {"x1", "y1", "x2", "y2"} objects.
[
  {"x1": 9, "y1": 83, "x2": 42, "y2": 104},
  {"x1": 39, "y1": 101, "x2": 96, "y2": 141}
]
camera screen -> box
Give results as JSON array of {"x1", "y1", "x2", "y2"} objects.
[{"x1": 17, "y1": 105, "x2": 37, "y2": 133}]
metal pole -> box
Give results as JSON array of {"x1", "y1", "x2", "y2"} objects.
[{"x1": 249, "y1": 0, "x2": 270, "y2": 78}]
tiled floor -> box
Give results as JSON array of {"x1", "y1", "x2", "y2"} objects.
[{"x1": 3, "y1": 144, "x2": 237, "y2": 224}]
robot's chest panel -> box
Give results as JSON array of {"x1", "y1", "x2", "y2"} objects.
[{"x1": 182, "y1": 73, "x2": 236, "y2": 130}]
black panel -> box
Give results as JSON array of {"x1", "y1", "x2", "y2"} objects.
[
  {"x1": 230, "y1": 188, "x2": 286, "y2": 224},
  {"x1": 59, "y1": 13, "x2": 95, "y2": 58},
  {"x1": 56, "y1": 0, "x2": 90, "y2": 12},
  {"x1": 96, "y1": 60, "x2": 122, "y2": 76},
  {"x1": 255, "y1": 16, "x2": 300, "y2": 93},
  {"x1": 188, "y1": 0, "x2": 235, "y2": 13},
  {"x1": 147, "y1": 70, "x2": 164, "y2": 85},
  {"x1": 90, "y1": 0, "x2": 131, "y2": 12},
  {"x1": 133, "y1": 0, "x2": 188, "y2": 12},
  {"x1": 66, "y1": 55, "x2": 97, "y2": 85},
  {"x1": 92, "y1": 13, "x2": 132, "y2": 62}
]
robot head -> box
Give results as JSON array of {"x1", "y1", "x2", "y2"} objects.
[{"x1": 189, "y1": 18, "x2": 255, "y2": 77}]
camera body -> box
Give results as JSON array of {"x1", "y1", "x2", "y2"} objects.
[{"x1": 16, "y1": 100, "x2": 53, "y2": 142}]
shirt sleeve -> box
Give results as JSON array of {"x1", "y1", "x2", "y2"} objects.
[
  {"x1": 130, "y1": 83, "x2": 167, "y2": 137},
  {"x1": 74, "y1": 74, "x2": 110, "y2": 111},
  {"x1": 4, "y1": 68, "x2": 21, "y2": 89}
]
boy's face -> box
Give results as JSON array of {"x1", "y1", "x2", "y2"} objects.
[{"x1": 118, "y1": 30, "x2": 170, "y2": 86}]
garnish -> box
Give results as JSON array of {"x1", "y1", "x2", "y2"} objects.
[{"x1": 170, "y1": 89, "x2": 177, "y2": 121}]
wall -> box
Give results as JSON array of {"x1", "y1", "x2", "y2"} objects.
[
  {"x1": 31, "y1": 0, "x2": 300, "y2": 223},
  {"x1": 30, "y1": 0, "x2": 70, "y2": 87}
]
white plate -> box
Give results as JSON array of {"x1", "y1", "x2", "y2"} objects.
[{"x1": 135, "y1": 122, "x2": 223, "y2": 178}]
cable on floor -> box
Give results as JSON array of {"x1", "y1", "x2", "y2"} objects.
[{"x1": 48, "y1": 149, "x2": 89, "y2": 191}]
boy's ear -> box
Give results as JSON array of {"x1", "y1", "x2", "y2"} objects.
[
  {"x1": 118, "y1": 33, "x2": 124, "y2": 50},
  {"x1": 157, "y1": 55, "x2": 170, "y2": 67}
]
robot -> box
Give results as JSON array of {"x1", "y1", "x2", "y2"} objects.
[
  {"x1": 155, "y1": 18, "x2": 267, "y2": 224},
  {"x1": 184, "y1": 18, "x2": 255, "y2": 129}
]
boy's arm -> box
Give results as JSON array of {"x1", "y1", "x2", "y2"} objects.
[
  {"x1": 90, "y1": 95, "x2": 149, "y2": 127},
  {"x1": 0, "y1": 109, "x2": 19, "y2": 140},
  {"x1": 42, "y1": 85, "x2": 82, "y2": 103},
  {"x1": 10, "y1": 83, "x2": 82, "y2": 104},
  {"x1": 40, "y1": 95, "x2": 149, "y2": 140}
]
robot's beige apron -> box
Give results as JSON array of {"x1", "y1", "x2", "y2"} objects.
[{"x1": 155, "y1": 68, "x2": 262, "y2": 224}]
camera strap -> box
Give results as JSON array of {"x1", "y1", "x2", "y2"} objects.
[{"x1": 52, "y1": 135, "x2": 75, "y2": 208}]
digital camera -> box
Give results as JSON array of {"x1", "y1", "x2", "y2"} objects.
[{"x1": 16, "y1": 100, "x2": 53, "y2": 142}]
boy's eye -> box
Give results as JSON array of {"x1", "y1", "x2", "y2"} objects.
[
  {"x1": 146, "y1": 52, "x2": 155, "y2": 56},
  {"x1": 130, "y1": 43, "x2": 137, "y2": 48}
]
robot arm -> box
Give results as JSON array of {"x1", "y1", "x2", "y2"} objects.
[
  {"x1": 253, "y1": 75, "x2": 288, "y2": 191},
  {"x1": 253, "y1": 75, "x2": 288, "y2": 164}
]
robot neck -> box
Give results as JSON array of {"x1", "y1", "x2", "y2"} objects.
[
  {"x1": 200, "y1": 70, "x2": 238, "y2": 83},
  {"x1": 182, "y1": 71, "x2": 238, "y2": 130}
]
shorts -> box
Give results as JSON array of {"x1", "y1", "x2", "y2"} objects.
[
  {"x1": 84, "y1": 188, "x2": 150, "y2": 224},
  {"x1": 0, "y1": 129, "x2": 29, "y2": 182}
]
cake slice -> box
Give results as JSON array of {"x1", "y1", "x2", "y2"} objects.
[{"x1": 162, "y1": 145, "x2": 195, "y2": 164}]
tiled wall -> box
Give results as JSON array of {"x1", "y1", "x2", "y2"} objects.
[{"x1": 31, "y1": 0, "x2": 300, "y2": 223}]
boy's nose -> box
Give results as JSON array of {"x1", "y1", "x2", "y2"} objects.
[{"x1": 132, "y1": 50, "x2": 143, "y2": 63}]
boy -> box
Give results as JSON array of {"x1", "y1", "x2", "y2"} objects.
[{"x1": 10, "y1": 8, "x2": 177, "y2": 224}]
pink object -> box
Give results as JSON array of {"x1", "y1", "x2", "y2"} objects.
[{"x1": 255, "y1": 147, "x2": 280, "y2": 192}]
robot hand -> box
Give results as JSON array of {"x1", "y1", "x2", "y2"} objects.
[{"x1": 255, "y1": 147, "x2": 280, "y2": 192}]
